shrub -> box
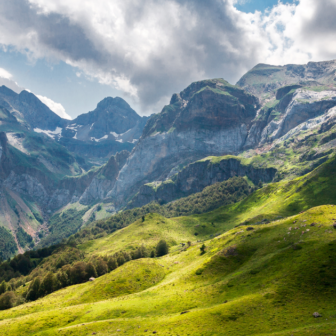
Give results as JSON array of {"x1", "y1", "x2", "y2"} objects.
[
  {"x1": 117, "y1": 254, "x2": 126, "y2": 266},
  {"x1": 107, "y1": 258, "x2": 118, "y2": 271},
  {"x1": 0, "y1": 280, "x2": 7, "y2": 295},
  {"x1": 0, "y1": 291, "x2": 16, "y2": 310},
  {"x1": 156, "y1": 240, "x2": 169, "y2": 257}
]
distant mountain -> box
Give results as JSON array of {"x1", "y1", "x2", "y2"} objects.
[{"x1": 59, "y1": 97, "x2": 148, "y2": 159}]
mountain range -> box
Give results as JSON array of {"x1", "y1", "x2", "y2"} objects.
[{"x1": 1, "y1": 59, "x2": 336, "y2": 255}]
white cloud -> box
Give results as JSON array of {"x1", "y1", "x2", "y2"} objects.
[
  {"x1": 0, "y1": 0, "x2": 335, "y2": 114},
  {"x1": 0, "y1": 67, "x2": 12, "y2": 79},
  {"x1": 36, "y1": 94, "x2": 72, "y2": 120}
]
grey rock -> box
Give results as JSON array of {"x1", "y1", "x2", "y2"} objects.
[
  {"x1": 259, "y1": 90, "x2": 336, "y2": 144},
  {"x1": 3, "y1": 171, "x2": 48, "y2": 206}
]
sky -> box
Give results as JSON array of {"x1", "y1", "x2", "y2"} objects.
[{"x1": 0, "y1": 0, "x2": 336, "y2": 119}]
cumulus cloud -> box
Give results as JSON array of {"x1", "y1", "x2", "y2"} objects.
[
  {"x1": 0, "y1": 67, "x2": 12, "y2": 79},
  {"x1": 36, "y1": 94, "x2": 72, "y2": 119},
  {"x1": 0, "y1": 0, "x2": 335, "y2": 114}
]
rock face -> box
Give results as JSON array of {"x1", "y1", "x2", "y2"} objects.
[
  {"x1": 79, "y1": 150, "x2": 130, "y2": 205},
  {"x1": 128, "y1": 156, "x2": 277, "y2": 209},
  {"x1": 109, "y1": 79, "x2": 259, "y2": 206},
  {"x1": 3, "y1": 59, "x2": 336, "y2": 250}
]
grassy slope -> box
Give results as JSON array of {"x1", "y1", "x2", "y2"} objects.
[{"x1": 1, "y1": 205, "x2": 336, "y2": 335}]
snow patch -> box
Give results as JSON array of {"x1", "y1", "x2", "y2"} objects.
[
  {"x1": 34, "y1": 127, "x2": 62, "y2": 139},
  {"x1": 90, "y1": 135, "x2": 109, "y2": 142}
]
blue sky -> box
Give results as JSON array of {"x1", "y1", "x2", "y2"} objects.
[
  {"x1": 0, "y1": 48, "x2": 119, "y2": 118},
  {"x1": 235, "y1": 0, "x2": 295, "y2": 13},
  {"x1": 0, "y1": 0, "x2": 334, "y2": 119}
]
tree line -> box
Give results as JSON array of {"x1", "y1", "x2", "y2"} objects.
[{"x1": 0, "y1": 240, "x2": 169, "y2": 310}]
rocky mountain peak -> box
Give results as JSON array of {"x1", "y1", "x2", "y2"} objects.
[{"x1": 96, "y1": 96, "x2": 133, "y2": 111}]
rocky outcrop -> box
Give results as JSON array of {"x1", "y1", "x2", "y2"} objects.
[{"x1": 128, "y1": 156, "x2": 276, "y2": 209}]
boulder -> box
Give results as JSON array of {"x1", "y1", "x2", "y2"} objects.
[{"x1": 313, "y1": 312, "x2": 322, "y2": 318}]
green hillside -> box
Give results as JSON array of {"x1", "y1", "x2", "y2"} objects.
[{"x1": 1, "y1": 204, "x2": 336, "y2": 335}]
